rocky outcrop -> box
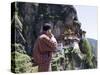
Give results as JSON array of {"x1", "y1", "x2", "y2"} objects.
[{"x1": 12, "y1": 2, "x2": 80, "y2": 55}]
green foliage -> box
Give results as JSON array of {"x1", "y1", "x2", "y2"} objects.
[
  {"x1": 81, "y1": 39, "x2": 94, "y2": 68},
  {"x1": 11, "y1": 43, "x2": 38, "y2": 73}
]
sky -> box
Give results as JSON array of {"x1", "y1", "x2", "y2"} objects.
[{"x1": 74, "y1": 5, "x2": 98, "y2": 40}]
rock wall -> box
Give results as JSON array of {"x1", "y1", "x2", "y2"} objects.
[{"x1": 12, "y1": 2, "x2": 80, "y2": 55}]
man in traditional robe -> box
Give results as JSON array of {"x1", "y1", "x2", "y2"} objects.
[{"x1": 33, "y1": 23, "x2": 57, "y2": 72}]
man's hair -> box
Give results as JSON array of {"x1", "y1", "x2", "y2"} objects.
[{"x1": 43, "y1": 23, "x2": 52, "y2": 31}]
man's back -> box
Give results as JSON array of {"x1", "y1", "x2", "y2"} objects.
[{"x1": 33, "y1": 33, "x2": 57, "y2": 64}]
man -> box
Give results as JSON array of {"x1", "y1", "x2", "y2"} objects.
[{"x1": 33, "y1": 23, "x2": 57, "y2": 72}]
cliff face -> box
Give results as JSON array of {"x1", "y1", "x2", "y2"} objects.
[{"x1": 12, "y1": 2, "x2": 81, "y2": 55}]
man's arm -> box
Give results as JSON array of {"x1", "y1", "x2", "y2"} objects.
[{"x1": 40, "y1": 34, "x2": 57, "y2": 51}]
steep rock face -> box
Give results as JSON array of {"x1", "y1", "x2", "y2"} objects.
[{"x1": 13, "y1": 2, "x2": 80, "y2": 55}]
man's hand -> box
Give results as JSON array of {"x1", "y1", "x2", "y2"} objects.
[{"x1": 48, "y1": 32, "x2": 53, "y2": 38}]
